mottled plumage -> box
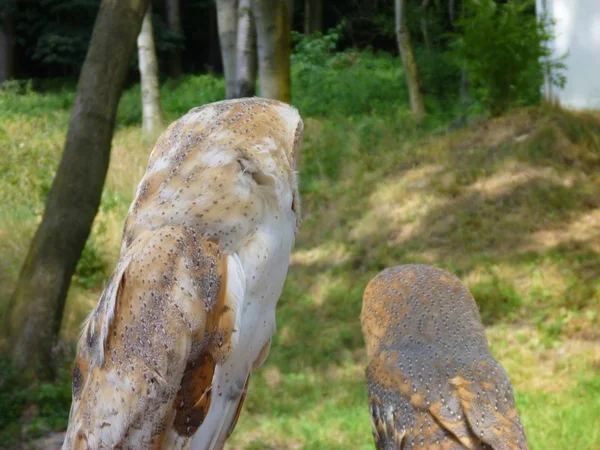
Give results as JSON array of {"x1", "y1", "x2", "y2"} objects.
[
  {"x1": 63, "y1": 98, "x2": 303, "y2": 449},
  {"x1": 361, "y1": 265, "x2": 529, "y2": 450}
]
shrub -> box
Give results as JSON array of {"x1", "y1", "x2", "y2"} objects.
[
  {"x1": 117, "y1": 74, "x2": 225, "y2": 125},
  {"x1": 0, "y1": 356, "x2": 72, "y2": 447},
  {"x1": 291, "y1": 24, "x2": 409, "y2": 117},
  {"x1": 447, "y1": 0, "x2": 565, "y2": 116}
]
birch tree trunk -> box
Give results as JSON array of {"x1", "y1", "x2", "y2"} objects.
[
  {"x1": 165, "y1": 0, "x2": 183, "y2": 79},
  {"x1": 2, "y1": 0, "x2": 150, "y2": 380},
  {"x1": 304, "y1": 0, "x2": 323, "y2": 35},
  {"x1": 217, "y1": 0, "x2": 238, "y2": 98},
  {"x1": 253, "y1": 0, "x2": 293, "y2": 103},
  {"x1": 138, "y1": 4, "x2": 165, "y2": 140},
  {"x1": 395, "y1": 0, "x2": 426, "y2": 116},
  {"x1": 235, "y1": 0, "x2": 257, "y2": 97},
  {"x1": 0, "y1": 1, "x2": 16, "y2": 83}
]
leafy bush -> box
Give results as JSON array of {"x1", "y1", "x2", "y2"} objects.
[
  {"x1": 118, "y1": 74, "x2": 225, "y2": 125},
  {"x1": 11, "y1": 0, "x2": 182, "y2": 76},
  {"x1": 73, "y1": 234, "x2": 107, "y2": 289},
  {"x1": 0, "y1": 356, "x2": 72, "y2": 447},
  {"x1": 0, "y1": 80, "x2": 75, "y2": 118},
  {"x1": 291, "y1": 24, "x2": 409, "y2": 117},
  {"x1": 14, "y1": 0, "x2": 101, "y2": 73},
  {"x1": 447, "y1": 0, "x2": 565, "y2": 115}
]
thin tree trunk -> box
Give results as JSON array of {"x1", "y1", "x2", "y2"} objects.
[
  {"x1": 253, "y1": 0, "x2": 293, "y2": 103},
  {"x1": 304, "y1": 0, "x2": 323, "y2": 35},
  {"x1": 420, "y1": 0, "x2": 431, "y2": 55},
  {"x1": 451, "y1": 0, "x2": 470, "y2": 104},
  {"x1": 235, "y1": 0, "x2": 257, "y2": 97},
  {"x1": 0, "y1": 1, "x2": 16, "y2": 83},
  {"x1": 449, "y1": 0, "x2": 455, "y2": 23},
  {"x1": 2, "y1": 0, "x2": 150, "y2": 380},
  {"x1": 395, "y1": 0, "x2": 426, "y2": 116},
  {"x1": 138, "y1": 4, "x2": 165, "y2": 140},
  {"x1": 165, "y1": 0, "x2": 183, "y2": 79},
  {"x1": 460, "y1": 69, "x2": 470, "y2": 103},
  {"x1": 217, "y1": 0, "x2": 238, "y2": 98},
  {"x1": 208, "y1": 1, "x2": 221, "y2": 72}
]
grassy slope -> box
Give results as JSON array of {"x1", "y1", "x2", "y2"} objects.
[{"x1": 1, "y1": 79, "x2": 599, "y2": 449}]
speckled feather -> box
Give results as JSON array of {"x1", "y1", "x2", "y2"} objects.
[
  {"x1": 63, "y1": 98, "x2": 303, "y2": 450},
  {"x1": 361, "y1": 265, "x2": 529, "y2": 450}
]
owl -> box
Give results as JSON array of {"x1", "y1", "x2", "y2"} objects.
[
  {"x1": 361, "y1": 265, "x2": 529, "y2": 450},
  {"x1": 62, "y1": 98, "x2": 303, "y2": 449}
]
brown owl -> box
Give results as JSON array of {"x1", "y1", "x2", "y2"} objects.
[
  {"x1": 361, "y1": 265, "x2": 529, "y2": 450},
  {"x1": 62, "y1": 98, "x2": 303, "y2": 449}
]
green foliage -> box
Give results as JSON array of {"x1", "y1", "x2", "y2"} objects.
[
  {"x1": 0, "y1": 356, "x2": 72, "y2": 447},
  {"x1": 291, "y1": 24, "x2": 409, "y2": 117},
  {"x1": 15, "y1": 0, "x2": 101, "y2": 72},
  {"x1": 291, "y1": 22, "x2": 346, "y2": 66},
  {"x1": 416, "y1": 47, "x2": 462, "y2": 111},
  {"x1": 0, "y1": 79, "x2": 75, "y2": 118},
  {"x1": 10, "y1": 0, "x2": 183, "y2": 77},
  {"x1": 118, "y1": 74, "x2": 225, "y2": 125},
  {"x1": 73, "y1": 234, "x2": 107, "y2": 289},
  {"x1": 447, "y1": 0, "x2": 566, "y2": 115}
]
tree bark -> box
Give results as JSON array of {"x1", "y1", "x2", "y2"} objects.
[
  {"x1": 235, "y1": 0, "x2": 257, "y2": 97},
  {"x1": 208, "y1": 1, "x2": 222, "y2": 72},
  {"x1": 138, "y1": 4, "x2": 165, "y2": 140},
  {"x1": 0, "y1": 0, "x2": 16, "y2": 83},
  {"x1": 395, "y1": 0, "x2": 426, "y2": 116},
  {"x1": 420, "y1": 0, "x2": 431, "y2": 55},
  {"x1": 2, "y1": 0, "x2": 150, "y2": 380},
  {"x1": 165, "y1": 0, "x2": 183, "y2": 79},
  {"x1": 216, "y1": 0, "x2": 238, "y2": 98},
  {"x1": 253, "y1": 0, "x2": 293, "y2": 103},
  {"x1": 304, "y1": 0, "x2": 323, "y2": 35}
]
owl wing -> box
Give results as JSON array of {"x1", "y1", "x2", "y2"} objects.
[
  {"x1": 429, "y1": 360, "x2": 529, "y2": 450},
  {"x1": 62, "y1": 226, "x2": 246, "y2": 450},
  {"x1": 367, "y1": 347, "x2": 528, "y2": 450}
]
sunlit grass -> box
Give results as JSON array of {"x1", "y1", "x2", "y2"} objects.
[{"x1": 1, "y1": 79, "x2": 599, "y2": 449}]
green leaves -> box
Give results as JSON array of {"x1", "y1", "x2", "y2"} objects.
[{"x1": 447, "y1": 0, "x2": 566, "y2": 116}]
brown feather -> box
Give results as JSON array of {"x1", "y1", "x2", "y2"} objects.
[
  {"x1": 63, "y1": 98, "x2": 304, "y2": 449},
  {"x1": 362, "y1": 265, "x2": 529, "y2": 450}
]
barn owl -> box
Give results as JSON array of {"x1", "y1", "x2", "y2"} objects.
[
  {"x1": 62, "y1": 98, "x2": 303, "y2": 449},
  {"x1": 361, "y1": 265, "x2": 529, "y2": 450}
]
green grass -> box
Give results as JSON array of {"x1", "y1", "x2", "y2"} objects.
[{"x1": 1, "y1": 68, "x2": 600, "y2": 449}]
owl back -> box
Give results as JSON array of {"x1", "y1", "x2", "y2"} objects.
[{"x1": 361, "y1": 264, "x2": 529, "y2": 450}]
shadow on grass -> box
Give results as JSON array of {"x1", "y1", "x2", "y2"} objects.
[{"x1": 271, "y1": 107, "x2": 600, "y2": 379}]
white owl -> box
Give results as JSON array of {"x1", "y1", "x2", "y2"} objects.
[{"x1": 62, "y1": 98, "x2": 303, "y2": 449}]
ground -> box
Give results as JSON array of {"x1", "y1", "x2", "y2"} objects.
[{"x1": 0, "y1": 83, "x2": 599, "y2": 449}]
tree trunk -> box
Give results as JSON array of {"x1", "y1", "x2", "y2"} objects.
[
  {"x1": 217, "y1": 0, "x2": 238, "y2": 98},
  {"x1": 235, "y1": 0, "x2": 257, "y2": 97},
  {"x1": 253, "y1": 0, "x2": 293, "y2": 103},
  {"x1": 420, "y1": 0, "x2": 431, "y2": 55},
  {"x1": 208, "y1": 1, "x2": 221, "y2": 73},
  {"x1": 395, "y1": 0, "x2": 426, "y2": 116},
  {"x1": 2, "y1": 0, "x2": 150, "y2": 380},
  {"x1": 165, "y1": 0, "x2": 183, "y2": 79},
  {"x1": 304, "y1": 0, "x2": 323, "y2": 35},
  {"x1": 450, "y1": 0, "x2": 470, "y2": 104},
  {"x1": 138, "y1": 4, "x2": 165, "y2": 140},
  {"x1": 0, "y1": 1, "x2": 16, "y2": 83}
]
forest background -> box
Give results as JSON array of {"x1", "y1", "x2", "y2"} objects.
[{"x1": 0, "y1": 0, "x2": 599, "y2": 448}]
